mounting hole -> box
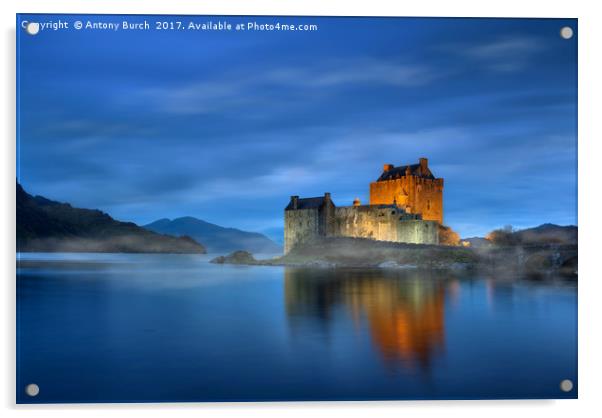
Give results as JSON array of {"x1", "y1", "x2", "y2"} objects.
[
  {"x1": 560, "y1": 26, "x2": 574, "y2": 40},
  {"x1": 25, "y1": 22, "x2": 40, "y2": 36},
  {"x1": 25, "y1": 383, "x2": 40, "y2": 397},
  {"x1": 560, "y1": 379, "x2": 573, "y2": 392}
]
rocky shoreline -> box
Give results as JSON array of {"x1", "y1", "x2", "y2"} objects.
[{"x1": 210, "y1": 237, "x2": 577, "y2": 279}]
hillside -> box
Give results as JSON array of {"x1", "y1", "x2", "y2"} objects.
[
  {"x1": 16, "y1": 183, "x2": 206, "y2": 253},
  {"x1": 486, "y1": 223, "x2": 577, "y2": 246},
  {"x1": 515, "y1": 223, "x2": 577, "y2": 245},
  {"x1": 144, "y1": 217, "x2": 282, "y2": 254}
]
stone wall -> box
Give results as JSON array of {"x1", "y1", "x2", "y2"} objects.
[
  {"x1": 397, "y1": 220, "x2": 439, "y2": 245},
  {"x1": 333, "y1": 206, "x2": 401, "y2": 242},
  {"x1": 332, "y1": 205, "x2": 438, "y2": 245},
  {"x1": 284, "y1": 209, "x2": 320, "y2": 254},
  {"x1": 285, "y1": 203, "x2": 439, "y2": 253},
  {"x1": 369, "y1": 176, "x2": 443, "y2": 223}
]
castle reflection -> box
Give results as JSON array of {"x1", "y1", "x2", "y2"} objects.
[{"x1": 284, "y1": 268, "x2": 449, "y2": 369}]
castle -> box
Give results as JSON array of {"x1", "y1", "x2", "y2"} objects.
[{"x1": 284, "y1": 158, "x2": 443, "y2": 253}]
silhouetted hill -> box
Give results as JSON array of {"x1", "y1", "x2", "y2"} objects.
[
  {"x1": 144, "y1": 217, "x2": 282, "y2": 254},
  {"x1": 17, "y1": 183, "x2": 205, "y2": 253},
  {"x1": 516, "y1": 223, "x2": 577, "y2": 245},
  {"x1": 486, "y1": 223, "x2": 577, "y2": 246}
]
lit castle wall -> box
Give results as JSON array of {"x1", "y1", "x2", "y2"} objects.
[
  {"x1": 369, "y1": 158, "x2": 444, "y2": 223},
  {"x1": 284, "y1": 158, "x2": 443, "y2": 253}
]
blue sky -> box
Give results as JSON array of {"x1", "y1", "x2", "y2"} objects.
[{"x1": 17, "y1": 15, "x2": 577, "y2": 239}]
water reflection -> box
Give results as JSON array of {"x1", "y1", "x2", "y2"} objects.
[
  {"x1": 17, "y1": 255, "x2": 578, "y2": 402},
  {"x1": 284, "y1": 268, "x2": 449, "y2": 369}
]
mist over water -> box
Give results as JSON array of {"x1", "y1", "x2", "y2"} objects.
[{"x1": 17, "y1": 253, "x2": 577, "y2": 402}]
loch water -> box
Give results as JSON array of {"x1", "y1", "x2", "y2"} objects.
[{"x1": 16, "y1": 253, "x2": 577, "y2": 403}]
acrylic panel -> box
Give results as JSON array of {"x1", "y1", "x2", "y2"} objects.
[{"x1": 16, "y1": 14, "x2": 578, "y2": 403}]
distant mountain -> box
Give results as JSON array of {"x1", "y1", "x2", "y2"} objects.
[
  {"x1": 515, "y1": 223, "x2": 577, "y2": 245},
  {"x1": 477, "y1": 223, "x2": 577, "y2": 247},
  {"x1": 144, "y1": 217, "x2": 283, "y2": 254},
  {"x1": 17, "y1": 183, "x2": 205, "y2": 253},
  {"x1": 462, "y1": 237, "x2": 492, "y2": 248}
]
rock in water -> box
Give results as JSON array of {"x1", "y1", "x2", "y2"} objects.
[{"x1": 210, "y1": 250, "x2": 257, "y2": 265}]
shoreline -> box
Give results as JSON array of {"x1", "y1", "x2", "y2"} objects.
[{"x1": 210, "y1": 237, "x2": 578, "y2": 280}]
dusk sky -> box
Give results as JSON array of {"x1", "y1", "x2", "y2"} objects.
[{"x1": 17, "y1": 15, "x2": 577, "y2": 239}]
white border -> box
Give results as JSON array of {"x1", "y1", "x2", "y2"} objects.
[{"x1": 3, "y1": 1, "x2": 601, "y2": 417}]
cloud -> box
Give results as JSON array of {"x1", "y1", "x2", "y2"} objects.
[
  {"x1": 135, "y1": 58, "x2": 439, "y2": 115},
  {"x1": 443, "y1": 35, "x2": 547, "y2": 73},
  {"x1": 268, "y1": 60, "x2": 436, "y2": 88},
  {"x1": 35, "y1": 119, "x2": 158, "y2": 141},
  {"x1": 464, "y1": 37, "x2": 544, "y2": 59}
]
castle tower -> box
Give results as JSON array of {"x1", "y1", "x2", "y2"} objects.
[
  {"x1": 284, "y1": 192, "x2": 336, "y2": 254},
  {"x1": 369, "y1": 158, "x2": 444, "y2": 224}
]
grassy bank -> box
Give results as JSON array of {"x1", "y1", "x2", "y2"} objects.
[{"x1": 211, "y1": 236, "x2": 577, "y2": 279}]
